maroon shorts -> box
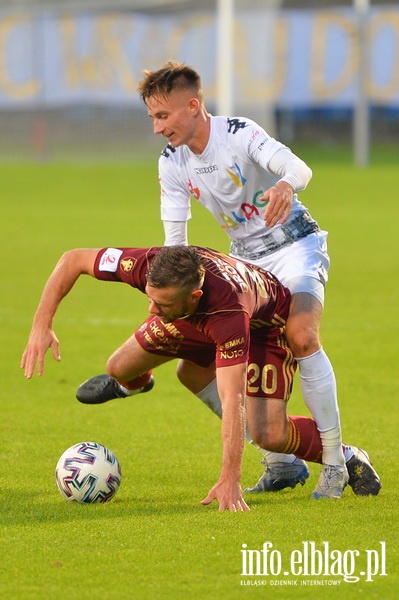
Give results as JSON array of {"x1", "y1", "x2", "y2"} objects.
[
  {"x1": 246, "y1": 330, "x2": 296, "y2": 400},
  {"x1": 135, "y1": 315, "x2": 216, "y2": 367},
  {"x1": 135, "y1": 315, "x2": 296, "y2": 400}
]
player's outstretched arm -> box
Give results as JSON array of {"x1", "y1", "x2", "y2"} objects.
[
  {"x1": 21, "y1": 248, "x2": 99, "y2": 378},
  {"x1": 201, "y1": 363, "x2": 250, "y2": 512},
  {"x1": 21, "y1": 326, "x2": 61, "y2": 379}
]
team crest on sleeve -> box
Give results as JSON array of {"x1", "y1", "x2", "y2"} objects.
[
  {"x1": 120, "y1": 257, "x2": 137, "y2": 273},
  {"x1": 99, "y1": 248, "x2": 123, "y2": 272}
]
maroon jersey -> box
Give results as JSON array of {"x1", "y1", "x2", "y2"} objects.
[{"x1": 94, "y1": 246, "x2": 291, "y2": 370}]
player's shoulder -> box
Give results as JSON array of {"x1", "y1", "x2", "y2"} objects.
[
  {"x1": 158, "y1": 142, "x2": 190, "y2": 176},
  {"x1": 158, "y1": 143, "x2": 181, "y2": 180},
  {"x1": 160, "y1": 142, "x2": 177, "y2": 161},
  {"x1": 213, "y1": 115, "x2": 269, "y2": 150},
  {"x1": 211, "y1": 114, "x2": 259, "y2": 134}
]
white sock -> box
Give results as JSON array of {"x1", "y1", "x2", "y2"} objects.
[
  {"x1": 256, "y1": 447, "x2": 299, "y2": 465},
  {"x1": 119, "y1": 381, "x2": 151, "y2": 396},
  {"x1": 296, "y1": 348, "x2": 345, "y2": 466},
  {"x1": 119, "y1": 384, "x2": 135, "y2": 396},
  {"x1": 196, "y1": 379, "x2": 299, "y2": 465},
  {"x1": 195, "y1": 378, "x2": 222, "y2": 418}
]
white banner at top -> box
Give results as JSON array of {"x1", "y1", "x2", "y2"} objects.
[{"x1": 0, "y1": 6, "x2": 397, "y2": 108}]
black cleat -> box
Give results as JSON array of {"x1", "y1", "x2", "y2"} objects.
[
  {"x1": 76, "y1": 374, "x2": 155, "y2": 405},
  {"x1": 346, "y1": 447, "x2": 381, "y2": 496}
]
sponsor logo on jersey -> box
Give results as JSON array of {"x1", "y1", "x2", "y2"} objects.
[
  {"x1": 188, "y1": 178, "x2": 200, "y2": 200},
  {"x1": 226, "y1": 162, "x2": 247, "y2": 187},
  {"x1": 219, "y1": 190, "x2": 268, "y2": 230},
  {"x1": 219, "y1": 348, "x2": 245, "y2": 360},
  {"x1": 161, "y1": 143, "x2": 176, "y2": 158},
  {"x1": 221, "y1": 337, "x2": 245, "y2": 350},
  {"x1": 99, "y1": 248, "x2": 123, "y2": 272},
  {"x1": 194, "y1": 165, "x2": 219, "y2": 174},
  {"x1": 138, "y1": 318, "x2": 185, "y2": 354},
  {"x1": 227, "y1": 117, "x2": 248, "y2": 134}
]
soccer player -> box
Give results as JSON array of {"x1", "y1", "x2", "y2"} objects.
[
  {"x1": 22, "y1": 245, "x2": 380, "y2": 509},
  {"x1": 136, "y1": 61, "x2": 375, "y2": 498}
]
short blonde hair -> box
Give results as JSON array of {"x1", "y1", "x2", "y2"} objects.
[{"x1": 138, "y1": 60, "x2": 203, "y2": 105}]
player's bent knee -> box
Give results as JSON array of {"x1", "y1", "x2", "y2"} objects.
[
  {"x1": 106, "y1": 355, "x2": 133, "y2": 381},
  {"x1": 286, "y1": 328, "x2": 320, "y2": 357},
  {"x1": 105, "y1": 362, "x2": 121, "y2": 380},
  {"x1": 249, "y1": 427, "x2": 287, "y2": 453},
  {"x1": 176, "y1": 360, "x2": 189, "y2": 385}
]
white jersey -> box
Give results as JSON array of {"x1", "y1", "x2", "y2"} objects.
[{"x1": 159, "y1": 115, "x2": 320, "y2": 262}]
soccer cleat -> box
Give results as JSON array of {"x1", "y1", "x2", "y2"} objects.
[
  {"x1": 311, "y1": 465, "x2": 349, "y2": 499},
  {"x1": 76, "y1": 374, "x2": 155, "y2": 405},
  {"x1": 346, "y1": 447, "x2": 381, "y2": 496},
  {"x1": 245, "y1": 458, "x2": 310, "y2": 492}
]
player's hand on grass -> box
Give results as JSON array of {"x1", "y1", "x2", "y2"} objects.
[
  {"x1": 21, "y1": 327, "x2": 60, "y2": 378},
  {"x1": 262, "y1": 181, "x2": 294, "y2": 228},
  {"x1": 201, "y1": 478, "x2": 250, "y2": 512}
]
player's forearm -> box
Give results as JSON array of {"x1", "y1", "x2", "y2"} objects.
[
  {"x1": 32, "y1": 250, "x2": 91, "y2": 327},
  {"x1": 220, "y1": 394, "x2": 246, "y2": 481},
  {"x1": 163, "y1": 220, "x2": 188, "y2": 246},
  {"x1": 217, "y1": 363, "x2": 247, "y2": 479},
  {"x1": 269, "y1": 148, "x2": 312, "y2": 192}
]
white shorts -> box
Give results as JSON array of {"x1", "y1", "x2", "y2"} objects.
[{"x1": 245, "y1": 231, "x2": 330, "y2": 306}]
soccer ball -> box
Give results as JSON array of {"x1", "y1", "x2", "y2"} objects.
[{"x1": 55, "y1": 442, "x2": 122, "y2": 503}]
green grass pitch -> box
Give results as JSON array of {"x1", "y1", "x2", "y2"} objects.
[{"x1": 1, "y1": 146, "x2": 398, "y2": 599}]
